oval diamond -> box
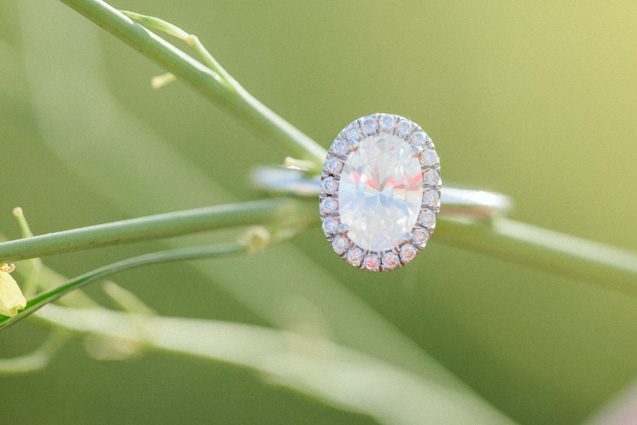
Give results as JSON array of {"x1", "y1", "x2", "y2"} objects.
[
  {"x1": 338, "y1": 133, "x2": 423, "y2": 252},
  {"x1": 320, "y1": 114, "x2": 440, "y2": 271}
]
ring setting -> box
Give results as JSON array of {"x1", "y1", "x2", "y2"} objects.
[{"x1": 319, "y1": 113, "x2": 441, "y2": 271}]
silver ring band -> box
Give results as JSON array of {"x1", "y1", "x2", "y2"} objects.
[{"x1": 251, "y1": 166, "x2": 512, "y2": 220}]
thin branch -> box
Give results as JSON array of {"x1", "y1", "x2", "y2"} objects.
[
  {"x1": 437, "y1": 217, "x2": 637, "y2": 297},
  {"x1": 0, "y1": 198, "x2": 315, "y2": 262},
  {"x1": 120, "y1": 10, "x2": 236, "y2": 86},
  {"x1": 34, "y1": 304, "x2": 516, "y2": 425},
  {"x1": 0, "y1": 242, "x2": 246, "y2": 330},
  {"x1": 58, "y1": 0, "x2": 326, "y2": 168},
  {"x1": 2, "y1": 202, "x2": 636, "y2": 297}
]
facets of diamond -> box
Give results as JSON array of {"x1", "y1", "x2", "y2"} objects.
[
  {"x1": 345, "y1": 247, "x2": 364, "y2": 267},
  {"x1": 422, "y1": 189, "x2": 441, "y2": 209},
  {"x1": 397, "y1": 119, "x2": 412, "y2": 138},
  {"x1": 381, "y1": 252, "x2": 401, "y2": 270},
  {"x1": 339, "y1": 133, "x2": 424, "y2": 252},
  {"x1": 412, "y1": 228, "x2": 429, "y2": 248},
  {"x1": 418, "y1": 209, "x2": 437, "y2": 229},
  {"x1": 421, "y1": 148, "x2": 439, "y2": 167},
  {"x1": 320, "y1": 197, "x2": 338, "y2": 215},
  {"x1": 379, "y1": 114, "x2": 395, "y2": 131},
  {"x1": 320, "y1": 176, "x2": 338, "y2": 195},
  {"x1": 325, "y1": 158, "x2": 343, "y2": 175},
  {"x1": 363, "y1": 116, "x2": 379, "y2": 134},
  {"x1": 332, "y1": 236, "x2": 350, "y2": 255},
  {"x1": 362, "y1": 254, "x2": 381, "y2": 271},
  {"x1": 322, "y1": 216, "x2": 339, "y2": 234},
  {"x1": 399, "y1": 244, "x2": 417, "y2": 263},
  {"x1": 423, "y1": 169, "x2": 441, "y2": 187}
]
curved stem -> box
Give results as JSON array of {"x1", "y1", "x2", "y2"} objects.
[
  {"x1": 32, "y1": 305, "x2": 515, "y2": 425},
  {"x1": 437, "y1": 217, "x2": 637, "y2": 297},
  {"x1": 58, "y1": 0, "x2": 326, "y2": 168},
  {"x1": 0, "y1": 242, "x2": 247, "y2": 330},
  {"x1": 0, "y1": 198, "x2": 315, "y2": 262}
]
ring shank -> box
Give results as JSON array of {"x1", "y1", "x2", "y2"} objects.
[{"x1": 251, "y1": 166, "x2": 512, "y2": 220}]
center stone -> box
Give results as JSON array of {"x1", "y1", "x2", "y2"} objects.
[{"x1": 338, "y1": 133, "x2": 423, "y2": 252}]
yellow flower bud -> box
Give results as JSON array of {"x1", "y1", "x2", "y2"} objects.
[{"x1": 0, "y1": 263, "x2": 27, "y2": 317}]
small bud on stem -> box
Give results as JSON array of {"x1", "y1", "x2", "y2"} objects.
[
  {"x1": 0, "y1": 263, "x2": 27, "y2": 317},
  {"x1": 239, "y1": 227, "x2": 272, "y2": 254}
]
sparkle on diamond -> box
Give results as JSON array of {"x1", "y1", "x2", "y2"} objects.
[{"x1": 338, "y1": 133, "x2": 424, "y2": 252}]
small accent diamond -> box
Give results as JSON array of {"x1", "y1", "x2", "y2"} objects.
[
  {"x1": 332, "y1": 236, "x2": 350, "y2": 255},
  {"x1": 422, "y1": 189, "x2": 440, "y2": 209},
  {"x1": 345, "y1": 247, "x2": 364, "y2": 267},
  {"x1": 379, "y1": 114, "x2": 395, "y2": 131},
  {"x1": 363, "y1": 116, "x2": 378, "y2": 134},
  {"x1": 411, "y1": 131, "x2": 428, "y2": 148},
  {"x1": 399, "y1": 244, "x2": 417, "y2": 263},
  {"x1": 423, "y1": 169, "x2": 441, "y2": 187},
  {"x1": 382, "y1": 252, "x2": 400, "y2": 270},
  {"x1": 421, "y1": 149, "x2": 439, "y2": 167},
  {"x1": 320, "y1": 177, "x2": 338, "y2": 195},
  {"x1": 325, "y1": 158, "x2": 343, "y2": 175},
  {"x1": 418, "y1": 209, "x2": 437, "y2": 229},
  {"x1": 322, "y1": 216, "x2": 339, "y2": 234},
  {"x1": 320, "y1": 197, "x2": 337, "y2": 215},
  {"x1": 330, "y1": 139, "x2": 348, "y2": 156},
  {"x1": 362, "y1": 255, "x2": 380, "y2": 271},
  {"x1": 397, "y1": 119, "x2": 412, "y2": 138},
  {"x1": 412, "y1": 228, "x2": 429, "y2": 248},
  {"x1": 344, "y1": 123, "x2": 360, "y2": 142}
]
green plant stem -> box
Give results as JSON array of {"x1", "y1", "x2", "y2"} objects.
[
  {"x1": 2, "y1": 206, "x2": 635, "y2": 297},
  {"x1": 437, "y1": 217, "x2": 637, "y2": 296},
  {"x1": 58, "y1": 0, "x2": 326, "y2": 169},
  {"x1": 0, "y1": 198, "x2": 315, "y2": 262},
  {"x1": 120, "y1": 10, "x2": 234, "y2": 86},
  {"x1": 33, "y1": 305, "x2": 514, "y2": 425},
  {"x1": 0, "y1": 242, "x2": 248, "y2": 330},
  {"x1": 1, "y1": 240, "x2": 515, "y2": 425}
]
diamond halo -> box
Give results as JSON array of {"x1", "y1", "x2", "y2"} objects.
[{"x1": 319, "y1": 113, "x2": 441, "y2": 272}]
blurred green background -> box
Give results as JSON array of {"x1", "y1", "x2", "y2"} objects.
[{"x1": 1, "y1": 1, "x2": 637, "y2": 424}]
